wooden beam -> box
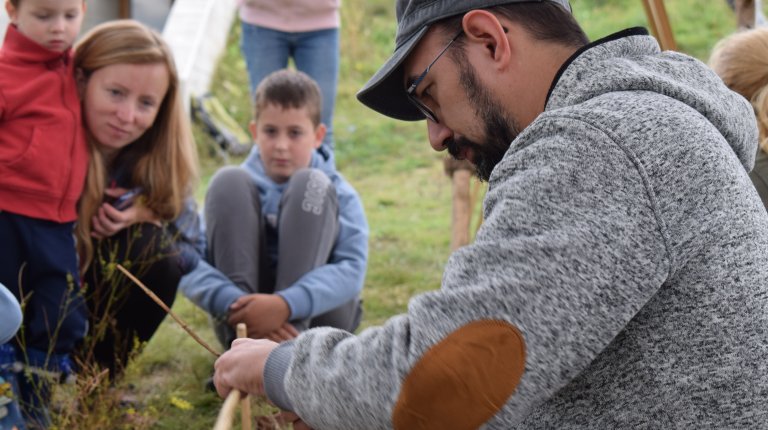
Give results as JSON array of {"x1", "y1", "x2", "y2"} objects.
[
  {"x1": 119, "y1": 0, "x2": 131, "y2": 18},
  {"x1": 641, "y1": 0, "x2": 677, "y2": 51}
]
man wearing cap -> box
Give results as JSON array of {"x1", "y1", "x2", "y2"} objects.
[{"x1": 214, "y1": 1, "x2": 768, "y2": 428}]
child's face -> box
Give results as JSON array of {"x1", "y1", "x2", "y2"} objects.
[
  {"x1": 251, "y1": 104, "x2": 325, "y2": 184},
  {"x1": 5, "y1": 0, "x2": 85, "y2": 52}
]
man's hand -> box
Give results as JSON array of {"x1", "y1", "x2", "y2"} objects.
[
  {"x1": 213, "y1": 338, "x2": 279, "y2": 398},
  {"x1": 227, "y1": 294, "x2": 291, "y2": 338}
]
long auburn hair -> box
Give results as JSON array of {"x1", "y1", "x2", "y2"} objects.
[
  {"x1": 74, "y1": 20, "x2": 198, "y2": 271},
  {"x1": 709, "y1": 27, "x2": 768, "y2": 152}
]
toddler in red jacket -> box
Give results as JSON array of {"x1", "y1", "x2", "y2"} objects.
[{"x1": 0, "y1": 0, "x2": 88, "y2": 428}]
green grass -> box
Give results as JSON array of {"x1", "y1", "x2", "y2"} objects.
[{"x1": 104, "y1": 1, "x2": 752, "y2": 428}]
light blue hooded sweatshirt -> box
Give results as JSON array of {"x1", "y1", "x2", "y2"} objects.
[{"x1": 179, "y1": 147, "x2": 368, "y2": 322}]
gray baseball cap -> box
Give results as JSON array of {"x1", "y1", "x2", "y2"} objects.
[{"x1": 356, "y1": 0, "x2": 572, "y2": 121}]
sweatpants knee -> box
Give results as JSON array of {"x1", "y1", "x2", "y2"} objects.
[
  {"x1": 208, "y1": 166, "x2": 252, "y2": 195},
  {"x1": 284, "y1": 168, "x2": 337, "y2": 215}
]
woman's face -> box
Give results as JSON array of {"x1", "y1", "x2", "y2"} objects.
[{"x1": 82, "y1": 62, "x2": 170, "y2": 157}]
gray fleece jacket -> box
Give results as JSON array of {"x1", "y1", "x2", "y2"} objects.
[{"x1": 264, "y1": 28, "x2": 768, "y2": 429}]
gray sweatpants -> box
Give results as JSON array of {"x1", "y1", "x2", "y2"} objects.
[{"x1": 204, "y1": 166, "x2": 361, "y2": 346}]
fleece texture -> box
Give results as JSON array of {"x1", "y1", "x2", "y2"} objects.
[{"x1": 264, "y1": 28, "x2": 768, "y2": 429}]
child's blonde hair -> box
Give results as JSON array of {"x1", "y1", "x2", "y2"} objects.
[
  {"x1": 253, "y1": 69, "x2": 323, "y2": 126},
  {"x1": 709, "y1": 27, "x2": 768, "y2": 152},
  {"x1": 73, "y1": 20, "x2": 198, "y2": 271}
]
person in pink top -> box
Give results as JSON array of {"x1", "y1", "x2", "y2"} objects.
[{"x1": 238, "y1": 0, "x2": 340, "y2": 163}]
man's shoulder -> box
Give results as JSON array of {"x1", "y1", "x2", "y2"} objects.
[{"x1": 540, "y1": 89, "x2": 709, "y2": 137}]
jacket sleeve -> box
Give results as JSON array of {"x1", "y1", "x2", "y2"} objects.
[
  {"x1": 263, "y1": 118, "x2": 671, "y2": 429},
  {"x1": 170, "y1": 197, "x2": 206, "y2": 274},
  {"x1": 0, "y1": 282, "x2": 22, "y2": 344},
  {"x1": 179, "y1": 260, "x2": 245, "y2": 320},
  {"x1": 0, "y1": 89, "x2": 5, "y2": 120},
  {"x1": 275, "y1": 180, "x2": 369, "y2": 320}
]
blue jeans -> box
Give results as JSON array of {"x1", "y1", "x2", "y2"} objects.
[{"x1": 240, "y1": 23, "x2": 339, "y2": 155}]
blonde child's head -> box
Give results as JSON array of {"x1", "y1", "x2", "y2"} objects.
[
  {"x1": 710, "y1": 27, "x2": 768, "y2": 152},
  {"x1": 5, "y1": 0, "x2": 86, "y2": 52},
  {"x1": 250, "y1": 69, "x2": 326, "y2": 183}
]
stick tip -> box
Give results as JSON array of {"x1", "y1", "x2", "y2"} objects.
[{"x1": 236, "y1": 323, "x2": 247, "y2": 339}]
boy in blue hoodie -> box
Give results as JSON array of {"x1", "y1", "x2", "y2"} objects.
[{"x1": 181, "y1": 69, "x2": 369, "y2": 346}]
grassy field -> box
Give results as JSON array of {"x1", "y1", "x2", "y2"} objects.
[{"x1": 81, "y1": 1, "x2": 750, "y2": 428}]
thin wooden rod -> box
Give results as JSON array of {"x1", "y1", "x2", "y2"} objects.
[{"x1": 116, "y1": 264, "x2": 221, "y2": 357}]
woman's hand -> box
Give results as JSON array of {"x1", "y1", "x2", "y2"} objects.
[{"x1": 91, "y1": 187, "x2": 161, "y2": 239}]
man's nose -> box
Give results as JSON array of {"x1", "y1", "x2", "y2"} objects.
[{"x1": 427, "y1": 120, "x2": 454, "y2": 152}]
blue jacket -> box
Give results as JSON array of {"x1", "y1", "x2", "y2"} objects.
[
  {"x1": 179, "y1": 147, "x2": 368, "y2": 322},
  {"x1": 0, "y1": 282, "x2": 21, "y2": 344}
]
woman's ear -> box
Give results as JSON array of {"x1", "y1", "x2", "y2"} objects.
[{"x1": 75, "y1": 68, "x2": 88, "y2": 97}]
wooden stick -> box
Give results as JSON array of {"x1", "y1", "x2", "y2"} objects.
[
  {"x1": 237, "y1": 323, "x2": 252, "y2": 430},
  {"x1": 212, "y1": 323, "x2": 250, "y2": 430},
  {"x1": 213, "y1": 390, "x2": 242, "y2": 430},
  {"x1": 641, "y1": 0, "x2": 677, "y2": 51},
  {"x1": 451, "y1": 169, "x2": 472, "y2": 251},
  {"x1": 115, "y1": 264, "x2": 221, "y2": 357}
]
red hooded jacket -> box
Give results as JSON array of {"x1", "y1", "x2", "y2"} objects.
[{"x1": 0, "y1": 25, "x2": 88, "y2": 223}]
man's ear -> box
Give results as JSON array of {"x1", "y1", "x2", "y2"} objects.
[
  {"x1": 5, "y1": 1, "x2": 17, "y2": 23},
  {"x1": 313, "y1": 123, "x2": 327, "y2": 149},
  {"x1": 461, "y1": 10, "x2": 512, "y2": 69}
]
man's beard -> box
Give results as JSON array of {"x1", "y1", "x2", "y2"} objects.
[{"x1": 444, "y1": 57, "x2": 519, "y2": 181}]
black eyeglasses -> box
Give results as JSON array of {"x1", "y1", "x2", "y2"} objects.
[{"x1": 406, "y1": 30, "x2": 463, "y2": 123}]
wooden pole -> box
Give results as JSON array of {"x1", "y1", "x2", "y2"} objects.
[
  {"x1": 116, "y1": 264, "x2": 221, "y2": 357},
  {"x1": 237, "y1": 323, "x2": 252, "y2": 430},
  {"x1": 641, "y1": 0, "x2": 677, "y2": 51},
  {"x1": 213, "y1": 390, "x2": 242, "y2": 430},
  {"x1": 451, "y1": 169, "x2": 472, "y2": 251},
  {"x1": 212, "y1": 323, "x2": 251, "y2": 430},
  {"x1": 118, "y1": 0, "x2": 131, "y2": 18}
]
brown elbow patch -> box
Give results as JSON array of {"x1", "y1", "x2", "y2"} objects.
[{"x1": 392, "y1": 320, "x2": 526, "y2": 429}]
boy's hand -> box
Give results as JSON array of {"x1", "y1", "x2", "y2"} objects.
[
  {"x1": 227, "y1": 294, "x2": 290, "y2": 338},
  {"x1": 257, "y1": 411, "x2": 314, "y2": 430},
  {"x1": 264, "y1": 322, "x2": 299, "y2": 343}
]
